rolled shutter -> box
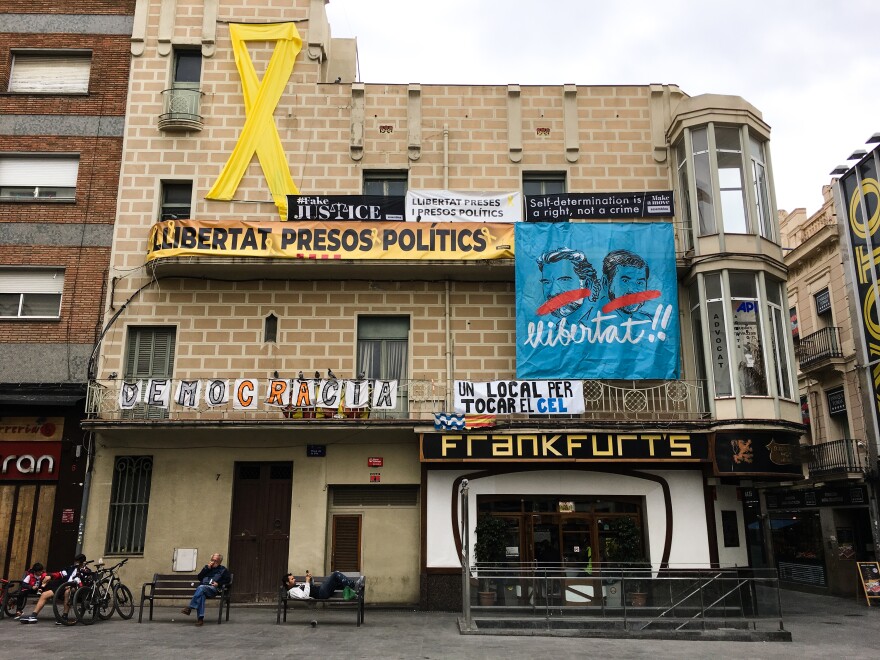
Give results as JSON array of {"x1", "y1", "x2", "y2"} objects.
[{"x1": 9, "y1": 54, "x2": 91, "y2": 93}]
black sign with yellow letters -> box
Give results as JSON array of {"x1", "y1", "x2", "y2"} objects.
[{"x1": 420, "y1": 431, "x2": 708, "y2": 462}]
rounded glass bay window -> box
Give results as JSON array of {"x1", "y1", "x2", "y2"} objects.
[
  {"x1": 689, "y1": 271, "x2": 794, "y2": 402},
  {"x1": 675, "y1": 123, "x2": 775, "y2": 243}
]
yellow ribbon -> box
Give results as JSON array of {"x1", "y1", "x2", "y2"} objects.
[{"x1": 206, "y1": 22, "x2": 302, "y2": 220}]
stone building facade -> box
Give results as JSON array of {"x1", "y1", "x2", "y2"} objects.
[{"x1": 79, "y1": 0, "x2": 803, "y2": 607}]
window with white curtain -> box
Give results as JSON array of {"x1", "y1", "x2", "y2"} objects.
[
  {"x1": 0, "y1": 268, "x2": 64, "y2": 318},
  {"x1": 8, "y1": 52, "x2": 91, "y2": 94},
  {"x1": 0, "y1": 155, "x2": 79, "y2": 200},
  {"x1": 357, "y1": 316, "x2": 409, "y2": 414}
]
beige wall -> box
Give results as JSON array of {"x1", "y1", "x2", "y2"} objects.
[{"x1": 83, "y1": 427, "x2": 421, "y2": 603}]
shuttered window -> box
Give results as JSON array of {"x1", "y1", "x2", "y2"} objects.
[
  {"x1": 331, "y1": 486, "x2": 419, "y2": 507},
  {"x1": 124, "y1": 327, "x2": 177, "y2": 419},
  {"x1": 0, "y1": 155, "x2": 79, "y2": 200},
  {"x1": 331, "y1": 515, "x2": 361, "y2": 573},
  {"x1": 9, "y1": 52, "x2": 91, "y2": 94},
  {"x1": 0, "y1": 268, "x2": 64, "y2": 318}
]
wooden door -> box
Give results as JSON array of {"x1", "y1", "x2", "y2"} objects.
[
  {"x1": 330, "y1": 515, "x2": 361, "y2": 573},
  {"x1": 228, "y1": 462, "x2": 292, "y2": 602}
]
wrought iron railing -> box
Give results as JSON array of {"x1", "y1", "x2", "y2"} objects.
[
  {"x1": 158, "y1": 87, "x2": 204, "y2": 131},
  {"x1": 796, "y1": 327, "x2": 843, "y2": 366},
  {"x1": 461, "y1": 563, "x2": 785, "y2": 634},
  {"x1": 84, "y1": 378, "x2": 708, "y2": 422},
  {"x1": 805, "y1": 438, "x2": 867, "y2": 475}
]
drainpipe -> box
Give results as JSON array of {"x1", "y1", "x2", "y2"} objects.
[
  {"x1": 444, "y1": 124, "x2": 453, "y2": 408},
  {"x1": 75, "y1": 431, "x2": 95, "y2": 554}
]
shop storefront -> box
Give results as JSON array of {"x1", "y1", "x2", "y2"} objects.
[{"x1": 764, "y1": 484, "x2": 875, "y2": 594}]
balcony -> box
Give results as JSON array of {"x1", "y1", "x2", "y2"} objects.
[
  {"x1": 158, "y1": 87, "x2": 204, "y2": 132},
  {"x1": 795, "y1": 327, "x2": 843, "y2": 370},
  {"x1": 84, "y1": 378, "x2": 709, "y2": 425},
  {"x1": 805, "y1": 438, "x2": 867, "y2": 477}
]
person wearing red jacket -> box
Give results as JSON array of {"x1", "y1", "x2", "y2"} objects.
[
  {"x1": 13, "y1": 563, "x2": 47, "y2": 619},
  {"x1": 19, "y1": 553, "x2": 86, "y2": 624}
]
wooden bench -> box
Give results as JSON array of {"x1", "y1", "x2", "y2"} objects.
[
  {"x1": 138, "y1": 573, "x2": 233, "y2": 624},
  {"x1": 276, "y1": 575, "x2": 365, "y2": 626}
]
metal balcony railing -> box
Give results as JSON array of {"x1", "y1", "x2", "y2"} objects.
[
  {"x1": 805, "y1": 438, "x2": 867, "y2": 476},
  {"x1": 461, "y1": 563, "x2": 785, "y2": 635},
  {"x1": 84, "y1": 378, "x2": 708, "y2": 423},
  {"x1": 796, "y1": 327, "x2": 843, "y2": 367},
  {"x1": 158, "y1": 87, "x2": 204, "y2": 132}
]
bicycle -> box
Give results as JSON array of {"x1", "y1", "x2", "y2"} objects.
[
  {"x1": 70, "y1": 558, "x2": 132, "y2": 625},
  {"x1": 52, "y1": 561, "x2": 95, "y2": 625}
]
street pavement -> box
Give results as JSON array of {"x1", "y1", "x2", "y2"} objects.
[{"x1": 0, "y1": 588, "x2": 877, "y2": 659}]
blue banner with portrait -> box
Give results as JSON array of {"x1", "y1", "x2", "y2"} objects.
[{"x1": 515, "y1": 222, "x2": 680, "y2": 379}]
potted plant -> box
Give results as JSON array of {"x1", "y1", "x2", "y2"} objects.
[
  {"x1": 606, "y1": 516, "x2": 650, "y2": 607},
  {"x1": 473, "y1": 514, "x2": 508, "y2": 606}
]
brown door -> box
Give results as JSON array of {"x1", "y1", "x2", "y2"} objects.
[
  {"x1": 228, "y1": 462, "x2": 292, "y2": 602},
  {"x1": 330, "y1": 515, "x2": 361, "y2": 573}
]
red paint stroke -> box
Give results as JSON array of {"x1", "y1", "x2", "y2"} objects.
[
  {"x1": 537, "y1": 288, "x2": 592, "y2": 316},
  {"x1": 602, "y1": 290, "x2": 660, "y2": 313}
]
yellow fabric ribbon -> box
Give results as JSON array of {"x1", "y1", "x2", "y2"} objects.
[{"x1": 206, "y1": 22, "x2": 302, "y2": 220}]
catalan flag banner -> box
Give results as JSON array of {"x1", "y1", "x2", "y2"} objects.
[{"x1": 465, "y1": 414, "x2": 496, "y2": 428}]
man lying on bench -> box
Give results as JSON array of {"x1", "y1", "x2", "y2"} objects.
[{"x1": 283, "y1": 570, "x2": 364, "y2": 600}]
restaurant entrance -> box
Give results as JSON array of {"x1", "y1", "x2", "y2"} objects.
[{"x1": 477, "y1": 495, "x2": 645, "y2": 606}]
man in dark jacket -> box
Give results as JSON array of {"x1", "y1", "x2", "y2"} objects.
[{"x1": 180, "y1": 553, "x2": 230, "y2": 626}]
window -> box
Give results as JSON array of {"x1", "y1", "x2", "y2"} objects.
[
  {"x1": 691, "y1": 128, "x2": 716, "y2": 235},
  {"x1": 675, "y1": 124, "x2": 774, "y2": 239},
  {"x1": 106, "y1": 456, "x2": 153, "y2": 554},
  {"x1": 160, "y1": 182, "x2": 192, "y2": 220},
  {"x1": 0, "y1": 155, "x2": 78, "y2": 200},
  {"x1": 0, "y1": 268, "x2": 64, "y2": 318},
  {"x1": 715, "y1": 126, "x2": 748, "y2": 234},
  {"x1": 676, "y1": 142, "x2": 694, "y2": 250},
  {"x1": 173, "y1": 50, "x2": 202, "y2": 86},
  {"x1": 523, "y1": 173, "x2": 566, "y2": 196},
  {"x1": 688, "y1": 279, "x2": 710, "y2": 410},
  {"x1": 8, "y1": 51, "x2": 91, "y2": 94},
  {"x1": 749, "y1": 134, "x2": 773, "y2": 239},
  {"x1": 264, "y1": 313, "x2": 278, "y2": 343},
  {"x1": 766, "y1": 279, "x2": 794, "y2": 400},
  {"x1": 363, "y1": 171, "x2": 407, "y2": 196},
  {"x1": 730, "y1": 272, "x2": 767, "y2": 396},
  {"x1": 357, "y1": 316, "x2": 408, "y2": 414},
  {"x1": 124, "y1": 326, "x2": 176, "y2": 419},
  {"x1": 693, "y1": 272, "x2": 794, "y2": 400},
  {"x1": 703, "y1": 273, "x2": 732, "y2": 397}
]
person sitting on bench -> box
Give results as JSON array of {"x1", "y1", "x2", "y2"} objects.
[
  {"x1": 180, "y1": 553, "x2": 230, "y2": 626},
  {"x1": 283, "y1": 570, "x2": 363, "y2": 600}
]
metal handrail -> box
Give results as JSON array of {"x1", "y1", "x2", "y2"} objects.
[
  {"x1": 796, "y1": 327, "x2": 843, "y2": 365},
  {"x1": 463, "y1": 563, "x2": 785, "y2": 632}
]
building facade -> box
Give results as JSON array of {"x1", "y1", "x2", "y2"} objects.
[
  {"x1": 80, "y1": 0, "x2": 803, "y2": 607},
  {"x1": 0, "y1": 1, "x2": 135, "y2": 578}
]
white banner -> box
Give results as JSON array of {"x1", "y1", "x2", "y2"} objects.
[
  {"x1": 119, "y1": 378, "x2": 398, "y2": 410},
  {"x1": 406, "y1": 189, "x2": 522, "y2": 222},
  {"x1": 454, "y1": 380, "x2": 585, "y2": 414}
]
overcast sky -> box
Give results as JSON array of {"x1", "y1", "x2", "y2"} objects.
[{"x1": 325, "y1": 0, "x2": 880, "y2": 214}]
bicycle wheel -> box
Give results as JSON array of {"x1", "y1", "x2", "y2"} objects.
[
  {"x1": 113, "y1": 584, "x2": 134, "y2": 620},
  {"x1": 2, "y1": 583, "x2": 21, "y2": 618},
  {"x1": 52, "y1": 583, "x2": 78, "y2": 625},
  {"x1": 73, "y1": 586, "x2": 96, "y2": 625},
  {"x1": 96, "y1": 583, "x2": 114, "y2": 620}
]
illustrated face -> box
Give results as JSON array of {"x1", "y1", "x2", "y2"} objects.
[
  {"x1": 606, "y1": 265, "x2": 648, "y2": 314},
  {"x1": 540, "y1": 259, "x2": 584, "y2": 318}
]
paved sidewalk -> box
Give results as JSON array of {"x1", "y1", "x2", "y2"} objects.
[{"x1": 0, "y1": 589, "x2": 877, "y2": 659}]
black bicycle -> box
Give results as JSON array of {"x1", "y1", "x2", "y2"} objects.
[
  {"x1": 68, "y1": 558, "x2": 133, "y2": 625},
  {"x1": 52, "y1": 561, "x2": 95, "y2": 625}
]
